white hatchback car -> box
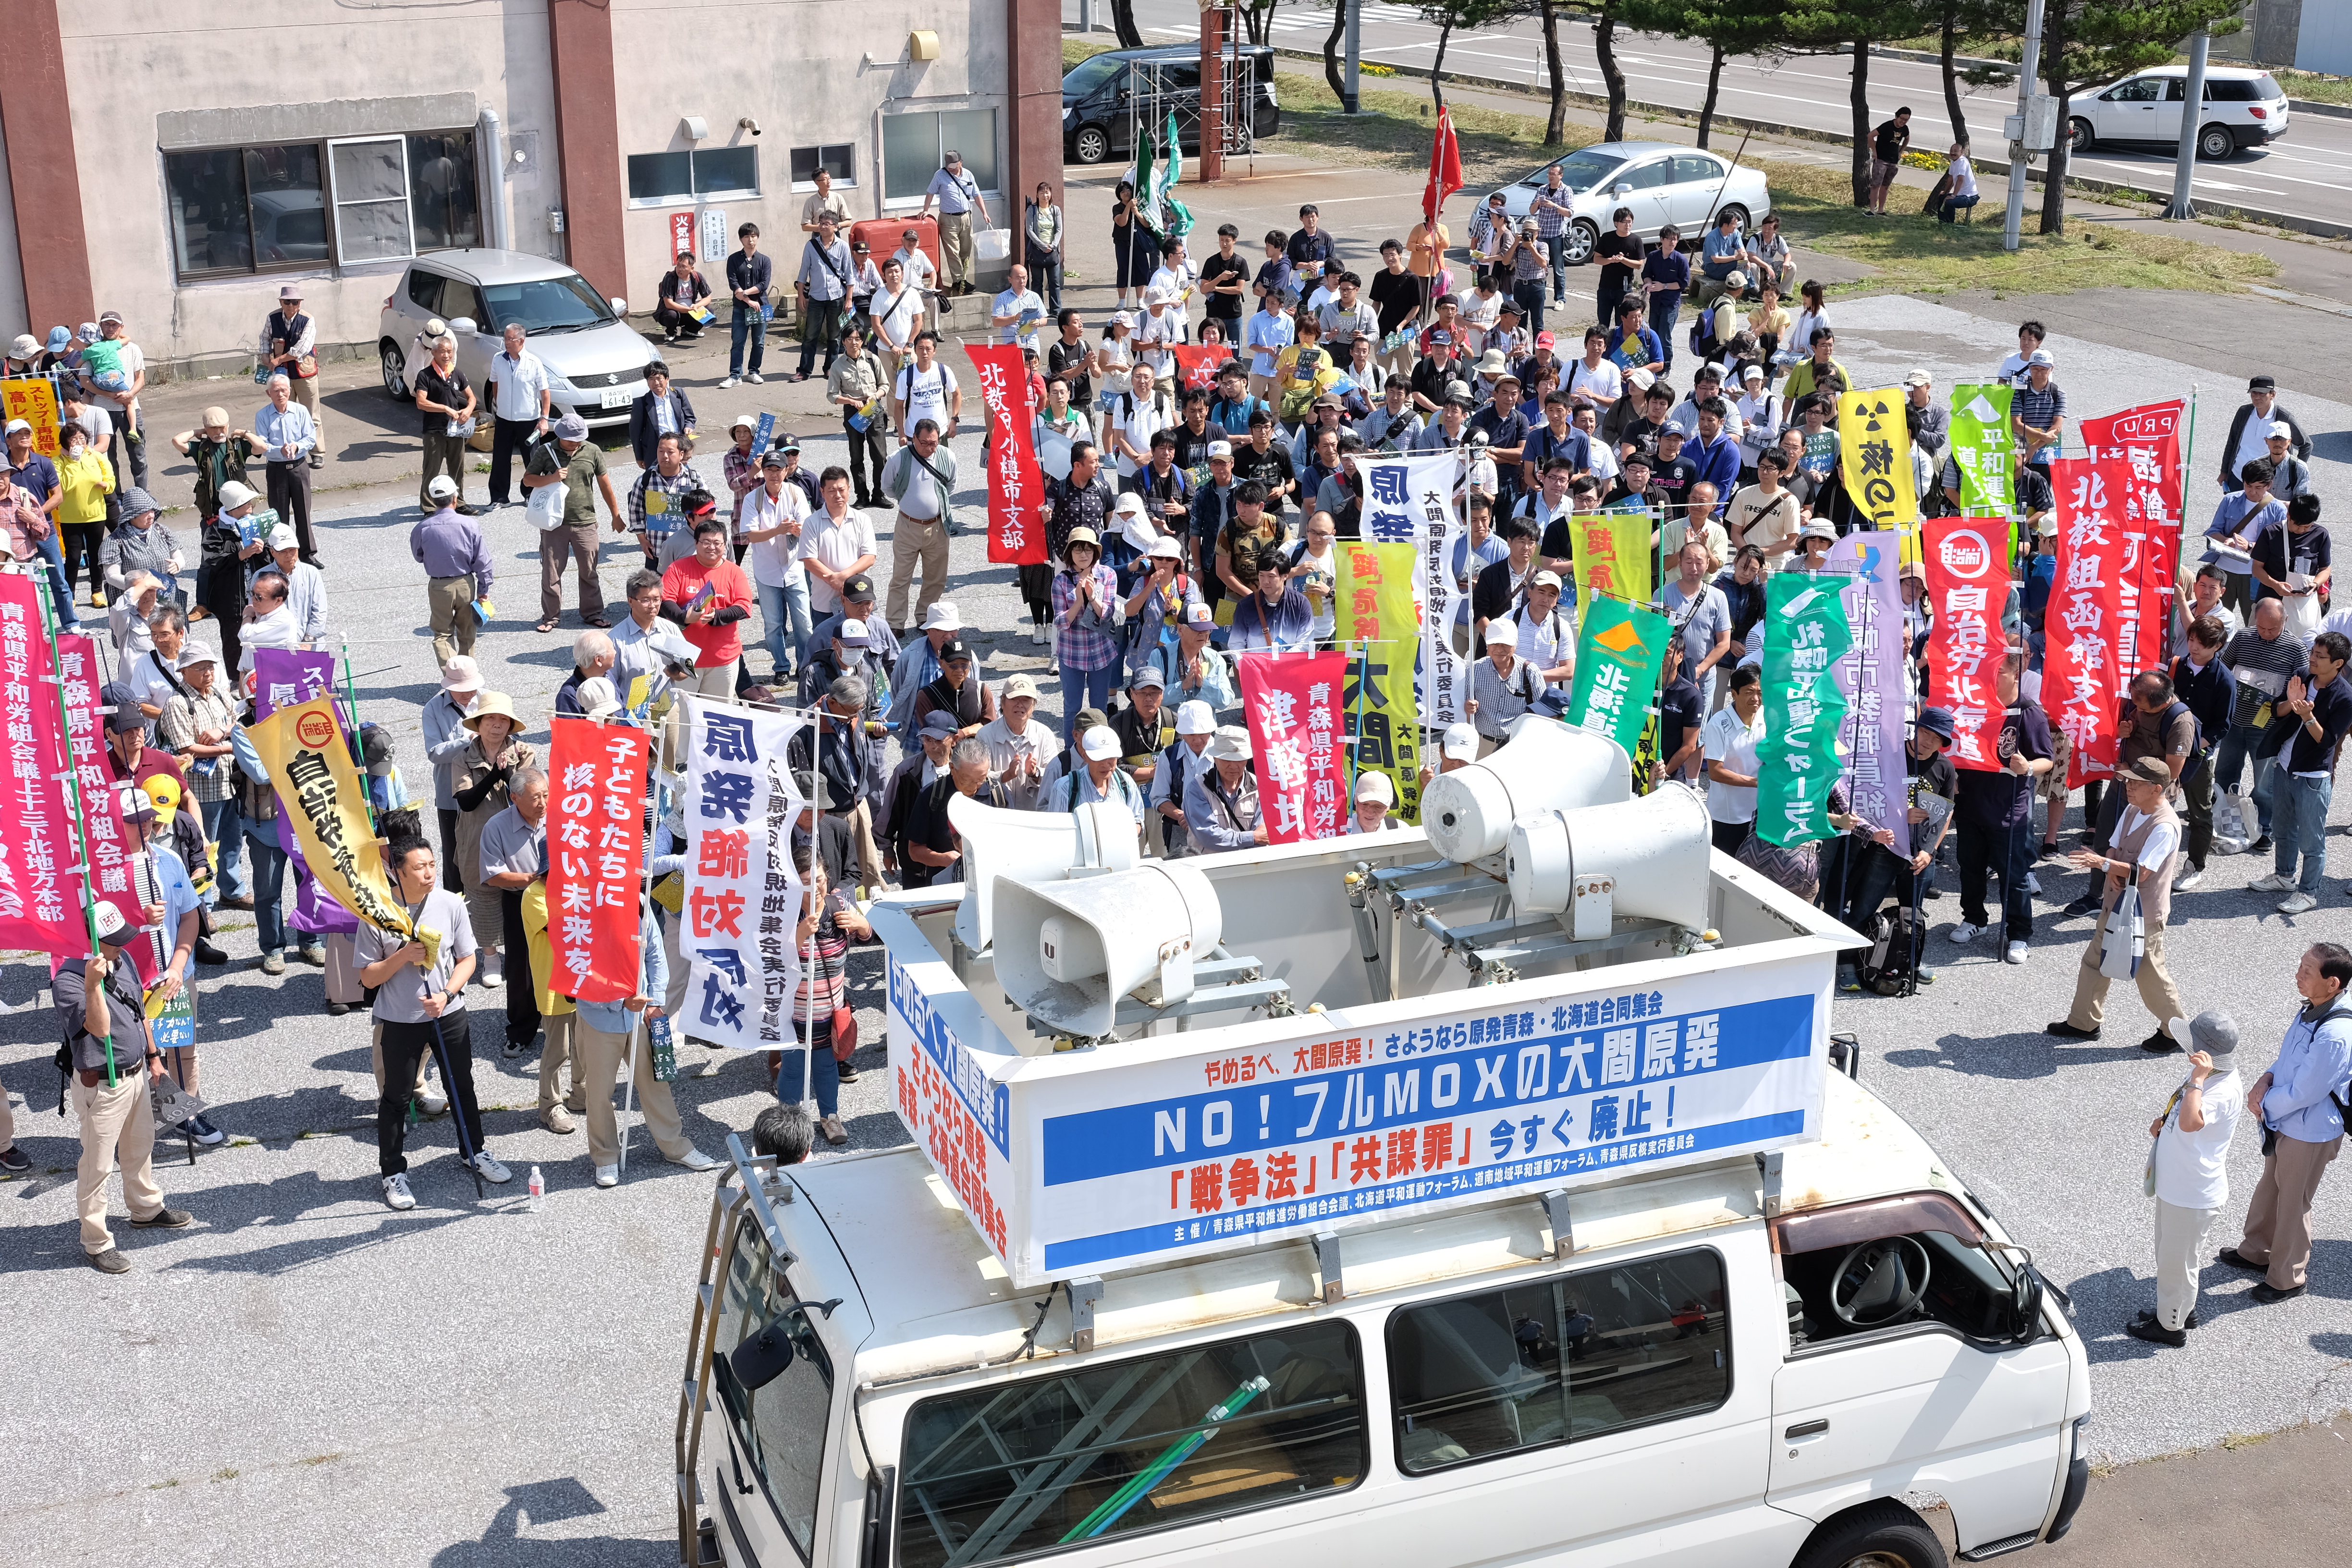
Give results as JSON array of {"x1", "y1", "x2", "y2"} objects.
[
  {"x1": 1485, "y1": 140, "x2": 1773, "y2": 265},
  {"x1": 2069, "y1": 65, "x2": 2290, "y2": 160},
  {"x1": 377, "y1": 250, "x2": 657, "y2": 431}
]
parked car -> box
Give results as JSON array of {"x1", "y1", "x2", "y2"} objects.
[
  {"x1": 1063, "y1": 45, "x2": 1281, "y2": 166},
  {"x1": 249, "y1": 190, "x2": 331, "y2": 266},
  {"x1": 2069, "y1": 64, "x2": 2289, "y2": 159},
  {"x1": 377, "y1": 250, "x2": 656, "y2": 431},
  {"x1": 1483, "y1": 141, "x2": 1772, "y2": 265}
]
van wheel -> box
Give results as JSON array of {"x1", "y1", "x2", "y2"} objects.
[
  {"x1": 1073, "y1": 125, "x2": 1110, "y2": 165},
  {"x1": 1793, "y1": 1502, "x2": 1946, "y2": 1568},
  {"x1": 2196, "y1": 122, "x2": 2236, "y2": 160},
  {"x1": 380, "y1": 341, "x2": 409, "y2": 402}
]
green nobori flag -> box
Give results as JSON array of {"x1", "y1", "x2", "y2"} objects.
[
  {"x1": 1757, "y1": 574, "x2": 1854, "y2": 848},
  {"x1": 1948, "y1": 382, "x2": 2015, "y2": 517},
  {"x1": 1152, "y1": 109, "x2": 1193, "y2": 237},
  {"x1": 1565, "y1": 596, "x2": 1668, "y2": 757}
]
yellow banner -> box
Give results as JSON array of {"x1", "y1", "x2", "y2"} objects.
[
  {"x1": 1570, "y1": 512, "x2": 1652, "y2": 609},
  {"x1": 1, "y1": 376, "x2": 63, "y2": 461},
  {"x1": 247, "y1": 696, "x2": 415, "y2": 943},
  {"x1": 1334, "y1": 541, "x2": 1420, "y2": 647},
  {"x1": 1838, "y1": 388, "x2": 1919, "y2": 531}
]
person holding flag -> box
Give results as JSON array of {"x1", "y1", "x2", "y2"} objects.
[{"x1": 60, "y1": 898, "x2": 195, "y2": 1271}]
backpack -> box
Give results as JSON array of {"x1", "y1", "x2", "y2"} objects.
[{"x1": 1859, "y1": 906, "x2": 1922, "y2": 997}]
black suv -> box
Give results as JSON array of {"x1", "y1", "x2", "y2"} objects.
[{"x1": 1062, "y1": 45, "x2": 1282, "y2": 166}]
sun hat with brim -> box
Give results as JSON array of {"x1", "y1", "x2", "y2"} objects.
[
  {"x1": 115, "y1": 488, "x2": 160, "y2": 521},
  {"x1": 1079, "y1": 725, "x2": 1122, "y2": 761},
  {"x1": 10, "y1": 333, "x2": 38, "y2": 359},
  {"x1": 1065, "y1": 527, "x2": 1102, "y2": 551},
  {"x1": 1207, "y1": 725, "x2": 1253, "y2": 762},
  {"x1": 462, "y1": 691, "x2": 519, "y2": 732},
  {"x1": 441, "y1": 656, "x2": 484, "y2": 694},
  {"x1": 576, "y1": 676, "x2": 622, "y2": 720},
  {"x1": 218, "y1": 480, "x2": 261, "y2": 512},
  {"x1": 1800, "y1": 520, "x2": 1837, "y2": 542},
  {"x1": 921, "y1": 601, "x2": 963, "y2": 632},
  {"x1": 1915, "y1": 707, "x2": 1957, "y2": 741},
  {"x1": 1176, "y1": 699, "x2": 1216, "y2": 736},
  {"x1": 553, "y1": 414, "x2": 590, "y2": 442},
  {"x1": 1147, "y1": 537, "x2": 1184, "y2": 561},
  {"x1": 2187, "y1": 1010, "x2": 2237, "y2": 1066},
  {"x1": 2120, "y1": 756, "x2": 2171, "y2": 786}
]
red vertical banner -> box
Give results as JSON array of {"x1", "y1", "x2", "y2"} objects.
[
  {"x1": 669, "y1": 211, "x2": 696, "y2": 263},
  {"x1": 55, "y1": 632, "x2": 154, "y2": 982},
  {"x1": 2047, "y1": 457, "x2": 2133, "y2": 787},
  {"x1": 545, "y1": 715, "x2": 648, "y2": 1004},
  {"x1": 1237, "y1": 649, "x2": 1350, "y2": 843},
  {"x1": 968, "y1": 343, "x2": 1046, "y2": 567},
  {"x1": 0, "y1": 577, "x2": 78, "y2": 954},
  {"x1": 2083, "y1": 401, "x2": 2185, "y2": 665},
  {"x1": 1922, "y1": 515, "x2": 2009, "y2": 771}
]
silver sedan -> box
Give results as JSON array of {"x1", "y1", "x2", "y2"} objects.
[{"x1": 1483, "y1": 141, "x2": 1774, "y2": 265}]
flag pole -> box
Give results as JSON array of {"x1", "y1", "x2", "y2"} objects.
[{"x1": 34, "y1": 571, "x2": 120, "y2": 1085}]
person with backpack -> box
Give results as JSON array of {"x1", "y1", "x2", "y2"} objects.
[
  {"x1": 2216, "y1": 943, "x2": 2352, "y2": 1305},
  {"x1": 1039, "y1": 723, "x2": 1147, "y2": 837},
  {"x1": 2063, "y1": 670, "x2": 2203, "y2": 917},
  {"x1": 1837, "y1": 707, "x2": 1958, "y2": 994}
]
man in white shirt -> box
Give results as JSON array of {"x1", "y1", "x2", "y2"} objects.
[
  {"x1": 2129, "y1": 1011, "x2": 2243, "y2": 1348},
  {"x1": 918, "y1": 151, "x2": 989, "y2": 295},
  {"x1": 486, "y1": 322, "x2": 552, "y2": 509},
  {"x1": 870, "y1": 257, "x2": 925, "y2": 377},
  {"x1": 991, "y1": 264, "x2": 1048, "y2": 354},
  {"x1": 1662, "y1": 540, "x2": 1732, "y2": 708},
  {"x1": 1564, "y1": 327, "x2": 1624, "y2": 416},
  {"x1": 1138, "y1": 286, "x2": 1188, "y2": 386},
  {"x1": 265, "y1": 522, "x2": 330, "y2": 644},
  {"x1": 796, "y1": 468, "x2": 879, "y2": 620},
  {"x1": 1507, "y1": 570, "x2": 1576, "y2": 687},
  {"x1": 1701, "y1": 665, "x2": 1766, "y2": 852},
  {"x1": 1147, "y1": 238, "x2": 1197, "y2": 323},
  {"x1": 891, "y1": 229, "x2": 938, "y2": 297},
  {"x1": 889, "y1": 332, "x2": 961, "y2": 446}
]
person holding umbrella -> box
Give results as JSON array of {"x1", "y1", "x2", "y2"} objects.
[{"x1": 356, "y1": 837, "x2": 510, "y2": 1210}]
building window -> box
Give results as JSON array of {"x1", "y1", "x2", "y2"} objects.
[
  {"x1": 627, "y1": 147, "x2": 762, "y2": 205},
  {"x1": 790, "y1": 144, "x2": 857, "y2": 190},
  {"x1": 882, "y1": 108, "x2": 999, "y2": 205},
  {"x1": 164, "y1": 131, "x2": 475, "y2": 281}
]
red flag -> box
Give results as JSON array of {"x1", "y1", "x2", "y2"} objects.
[
  {"x1": 0, "y1": 576, "x2": 81, "y2": 956},
  {"x1": 967, "y1": 344, "x2": 1046, "y2": 566},
  {"x1": 1170, "y1": 343, "x2": 1224, "y2": 392},
  {"x1": 1237, "y1": 650, "x2": 1351, "y2": 843},
  {"x1": 1423, "y1": 106, "x2": 1462, "y2": 227},
  {"x1": 2082, "y1": 401, "x2": 2185, "y2": 666},
  {"x1": 2046, "y1": 456, "x2": 2134, "y2": 787},
  {"x1": 1921, "y1": 515, "x2": 2009, "y2": 772},
  {"x1": 52, "y1": 631, "x2": 155, "y2": 982},
  {"x1": 545, "y1": 715, "x2": 648, "y2": 1004}
]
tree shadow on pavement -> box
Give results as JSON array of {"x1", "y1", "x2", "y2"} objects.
[{"x1": 432, "y1": 1477, "x2": 672, "y2": 1568}]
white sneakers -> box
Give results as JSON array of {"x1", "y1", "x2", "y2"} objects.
[
  {"x1": 747, "y1": 372, "x2": 765, "y2": 385},
  {"x1": 1031, "y1": 625, "x2": 1047, "y2": 646},
  {"x1": 2249, "y1": 872, "x2": 2293, "y2": 893},
  {"x1": 2278, "y1": 893, "x2": 2318, "y2": 915},
  {"x1": 2174, "y1": 867, "x2": 2206, "y2": 891},
  {"x1": 382, "y1": 1174, "x2": 416, "y2": 1210},
  {"x1": 594, "y1": 1164, "x2": 620, "y2": 1188},
  {"x1": 2004, "y1": 942, "x2": 2028, "y2": 965},
  {"x1": 670, "y1": 1147, "x2": 723, "y2": 1172},
  {"x1": 416, "y1": 1087, "x2": 449, "y2": 1116},
  {"x1": 468, "y1": 1151, "x2": 512, "y2": 1183},
  {"x1": 717, "y1": 376, "x2": 738, "y2": 389},
  {"x1": 1949, "y1": 921, "x2": 1983, "y2": 943},
  {"x1": 480, "y1": 951, "x2": 504, "y2": 988}
]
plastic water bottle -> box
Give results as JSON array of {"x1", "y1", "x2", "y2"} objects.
[{"x1": 527, "y1": 1164, "x2": 545, "y2": 1211}]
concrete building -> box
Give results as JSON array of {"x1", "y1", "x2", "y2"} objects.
[{"x1": 0, "y1": 0, "x2": 1064, "y2": 370}]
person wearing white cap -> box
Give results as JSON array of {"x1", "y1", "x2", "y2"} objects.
[
  {"x1": 978, "y1": 672, "x2": 1063, "y2": 811},
  {"x1": 1469, "y1": 626, "x2": 1544, "y2": 751},
  {"x1": 1185, "y1": 725, "x2": 1266, "y2": 851},
  {"x1": 2258, "y1": 420, "x2": 2313, "y2": 508},
  {"x1": 1038, "y1": 723, "x2": 1147, "y2": 833},
  {"x1": 259, "y1": 521, "x2": 329, "y2": 645},
  {"x1": 57, "y1": 898, "x2": 194, "y2": 1271},
  {"x1": 411, "y1": 474, "x2": 493, "y2": 668},
  {"x1": 259, "y1": 283, "x2": 324, "y2": 470},
  {"x1": 1417, "y1": 721, "x2": 1481, "y2": 793},
  {"x1": 886, "y1": 600, "x2": 964, "y2": 741},
  {"x1": 1346, "y1": 770, "x2": 1399, "y2": 834},
  {"x1": 1148, "y1": 699, "x2": 1220, "y2": 857}
]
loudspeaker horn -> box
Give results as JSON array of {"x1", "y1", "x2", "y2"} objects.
[
  {"x1": 1423, "y1": 720, "x2": 1632, "y2": 863},
  {"x1": 1505, "y1": 786, "x2": 1713, "y2": 940},
  {"x1": 949, "y1": 793, "x2": 1139, "y2": 953},
  {"x1": 994, "y1": 861, "x2": 1225, "y2": 1038}
]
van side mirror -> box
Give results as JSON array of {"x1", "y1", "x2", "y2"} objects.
[
  {"x1": 448, "y1": 316, "x2": 478, "y2": 336},
  {"x1": 729, "y1": 1316, "x2": 798, "y2": 1390},
  {"x1": 2009, "y1": 1264, "x2": 2045, "y2": 1345}
]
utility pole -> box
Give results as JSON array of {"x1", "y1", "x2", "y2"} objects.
[
  {"x1": 1201, "y1": 3, "x2": 1227, "y2": 181},
  {"x1": 2165, "y1": 26, "x2": 2211, "y2": 220},
  {"x1": 2001, "y1": 0, "x2": 2046, "y2": 252},
  {"x1": 1344, "y1": 0, "x2": 1364, "y2": 114},
  {"x1": 1079, "y1": 0, "x2": 1096, "y2": 35}
]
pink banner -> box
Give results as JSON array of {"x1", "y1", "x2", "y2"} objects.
[
  {"x1": 0, "y1": 576, "x2": 79, "y2": 954},
  {"x1": 1237, "y1": 649, "x2": 1350, "y2": 843},
  {"x1": 56, "y1": 631, "x2": 155, "y2": 983},
  {"x1": 2082, "y1": 401, "x2": 2184, "y2": 665},
  {"x1": 2047, "y1": 457, "x2": 2133, "y2": 788},
  {"x1": 545, "y1": 715, "x2": 647, "y2": 1004},
  {"x1": 967, "y1": 343, "x2": 1046, "y2": 567},
  {"x1": 1826, "y1": 534, "x2": 1910, "y2": 857},
  {"x1": 1922, "y1": 516, "x2": 2009, "y2": 772}
]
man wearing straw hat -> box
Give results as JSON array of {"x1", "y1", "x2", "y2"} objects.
[
  {"x1": 58, "y1": 897, "x2": 193, "y2": 1271},
  {"x1": 2049, "y1": 756, "x2": 2189, "y2": 1052}
]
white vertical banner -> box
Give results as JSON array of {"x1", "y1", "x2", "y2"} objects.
[
  {"x1": 681, "y1": 697, "x2": 809, "y2": 1051},
  {"x1": 1410, "y1": 453, "x2": 1466, "y2": 729}
]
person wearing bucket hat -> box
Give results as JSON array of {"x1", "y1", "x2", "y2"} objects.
[
  {"x1": 2050, "y1": 755, "x2": 2188, "y2": 1049},
  {"x1": 1186, "y1": 725, "x2": 1266, "y2": 851},
  {"x1": 2127, "y1": 1009, "x2": 2245, "y2": 1347},
  {"x1": 1149, "y1": 699, "x2": 1220, "y2": 858},
  {"x1": 96, "y1": 484, "x2": 181, "y2": 612},
  {"x1": 453, "y1": 691, "x2": 539, "y2": 991}
]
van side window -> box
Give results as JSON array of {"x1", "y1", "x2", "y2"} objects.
[
  {"x1": 711, "y1": 1216, "x2": 834, "y2": 1561},
  {"x1": 1387, "y1": 1247, "x2": 1731, "y2": 1475},
  {"x1": 1776, "y1": 1193, "x2": 2027, "y2": 1348},
  {"x1": 896, "y1": 1319, "x2": 1365, "y2": 1568}
]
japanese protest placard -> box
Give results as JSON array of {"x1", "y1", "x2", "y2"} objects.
[
  {"x1": 1826, "y1": 534, "x2": 1910, "y2": 856},
  {"x1": 1237, "y1": 649, "x2": 1349, "y2": 843},
  {"x1": 1, "y1": 376, "x2": 63, "y2": 460},
  {"x1": 1837, "y1": 387, "x2": 1918, "y2": 532},
  {"x1": 1922, "y1": 515, "x2": 2010, "y2": 771},
  {"x1": 1397, "y1": 453, "x2": 1466, "y2": 727},
  {"x1": 1343, "y1": 642, "x2": 1422, "y2": 824},
  {"x1": 1947, "y1": 382, "x2": 2014, "y2": 519},
  {"x1": 1334, "y1": 541, "x2": 1418, "y2": 648},
  {"x1": 1169, "y1": 343, "x2": 1224, "y2": 393},
  {"x1": 2046, "y1": 457, "x2": 2132, "y2": 786},
  {"x1": 888, "y1": 952, "x2": 1015, "y2": 1259},
  {"x1": 247, "y1": 696, "x2": 413, "y2": 941},
  {"x1": 2082, "y1": 400, "x2": 2184, "y2": 666},
  {"x1": 967, "y1": 344, "x2": 1045, "y2": 567},
  {"x1": 0, "y1": 575, "x2": 78, "y2": 954},
  {"x1": 251, "y1": 647, "x2": 338, "y2": 720},
  {"x1": 1757, "y1": 573, "x2": 1852, "y2": 846},
  {"x1": 545, "y1": 716, "x2": 648, "y2": 1004},
  {"x1": 682, "y1": 698, "x2": 808, "y2": 1051},
  {"x1": 1570, "y1": 512, "x2": 1653, "y2": 610},
  {"x1": 54, "y1": 632, "x2": 155, "y2": 982},
  {"x1": 1565, "y1": 595, "x2": 1666, "y2": 757}
]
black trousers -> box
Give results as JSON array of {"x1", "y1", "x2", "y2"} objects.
[
  {"x1": 378, "y1": 1012, "x2": 483, "y2": 1175},
  {"x1": 489, "y1": 417, "x2": 540, "y2": 505},
  {"x1": 843, "y1": 416, "x2": 886, "y2": 502},
  {"x1": 437, "y1": 806, "x2": 464, "y2": 894},
  {"x1": 797, "y1": 298, "x2": 845, "y2": 376},
  {"x1": 499, "y1": 890, "x2": 542, "y2": 1046},
  {"x1": 1957, "y1": 814, "x2": 2033, "y2": 940},
  {"x1": 265, "y1": 460, "x2": 316, "y2": 562}
]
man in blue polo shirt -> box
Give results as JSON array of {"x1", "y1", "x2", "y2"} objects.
[
  {"x1": 1693, "y1": 211, "x2": 1751, "y2": 315},
  {"x1": 920, "y1": 150, "x2": 990, "y2": 297}
]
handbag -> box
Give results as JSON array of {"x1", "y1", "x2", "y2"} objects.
[
  {"x1": 2097, "y1": 884, "x2": 2144, "y2": 981},
  {"x1": 526, "y1": 472, "x2": 569, "y2": 531},
  {"x1": 830, "y1": 1004, "x2": 858, "y2": 1062}
]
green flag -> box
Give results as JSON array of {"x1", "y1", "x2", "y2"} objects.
[
  {"x1": 1565, "y1": 596, "x2": 1668, "y2": 757},
  {"x1": 1948, "y1": 382, "x2": 2015, "y2": 517},
  {"x1": 1131, "y1": 131, "x2": 1156, "y2": 238},
  {"x1": 1151, "y1": 109, "x2": 1193, "y2": 238},
  {"x1": 1757, "y1": 574, "x2": 1854, "y2": 847}
]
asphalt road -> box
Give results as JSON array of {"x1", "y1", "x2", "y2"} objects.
[{"x1": 1108, "y1": 2, "x2": 2352, "y2": 234}]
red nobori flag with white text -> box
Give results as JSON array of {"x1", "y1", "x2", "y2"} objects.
[
  {"x1": 1922, "y1": 515, "x2": 2010, "y2": 771},
  {"x1": 546, "y1": 715, "x2": 647, "y2": 1003},
  {"x1": 1237, "y1": 649, "x2": 1350, "y2": 843},
  {"x1": 56, "y1": 631, "x2": 156, "y2": 982},
  {"x1": 968, "y1": 344, "x2": 1046, "y2": 566},
  {"x1": 2082, "y1": 400, "x2": 2184, "y2": 665},
  {"x1": 0, "y1": 576, "x2": 79, "y2": 955},
  {"x1": 2046, "y1": 457, "x2": 2133, "y2": 787}
]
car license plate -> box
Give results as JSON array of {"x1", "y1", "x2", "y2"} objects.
[{"x1": 600, "y1": 388, "x2": 632, "y2": 410}]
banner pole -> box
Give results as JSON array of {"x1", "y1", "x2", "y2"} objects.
[
  {"x1": 35, "y1": 571, "x2": 119, "y2": 1085},
  {"x1": 619, "y1": 1011, "x2": 640, "y2": 1179}
]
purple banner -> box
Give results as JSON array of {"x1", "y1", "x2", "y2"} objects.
[
  {"x1": 252, "y1": 647, "x2": 338, "y2": 721},
  {"x1": 1827, "y1": 534, "x2": 1910, "y2": 859}
]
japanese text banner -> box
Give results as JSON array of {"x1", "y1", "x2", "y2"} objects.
[
  {"x1": 1392, "y1": 453, "x2": 1465, "y2": 727},
  {"x1": 1758, "y1": 573, "x2": 1853, "y2": 846},
  {"x1": 546, "y1": 716, "x2": 648, "y2": 1004},
  {"x1": 0, "y1": 576, "x2": 78, "y2": 954},
  {"x1": 1838, "y1": 388, "x2": 1918, "y2": 532},
  {"x1": 0, "y1": 377, "x2": 62, "y2": 460},
  {"x1": 1334, "y1": 541, "x2": 1419, "y2": 649},
  {"x1": 1566, "y1": 596, "x2": 1666, "y2": 757},
  {"x1": 2082, "y1": 400, "x2": 2184, "y2": 667},
  {"x1": 1571, "y1": 512, "x2": 1652, "y2": 611},
  {"x1": 56, "y1": 633, "x2": 155, "y2": 982},
  {"x1": 1237, "y1": 650, "x2": 1350, "y2": 844},
  {"x1": 251, "y1": 647, "x2": 339, "y2": 721},
  {"x1": 1923, "y1": 515, "x2": 2010, "y2": 772},
  {"x1": 1948, "y1": 382, "x2": 2014, "y2": 517},
  {"x1": 2046, "y1": 457, "x2": 2131, "y2": 786},
  {"x1": 1826, "y1": 534, "x2": 1910, "y2": 857},
  {"x1": 967, "y1": 344, "x2": 1045, "y2": 567},
  {"x1": 247, "y1": 696, "x2": 412, "y2": 940},
  {"x1": 1344, "y1": 642, "x2": 1422, "y2": 824},
  {"x1": 682, "y1": 698, "x2": 808, "y2": 1050}
]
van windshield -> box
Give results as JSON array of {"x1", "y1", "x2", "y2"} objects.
[
  {"x1": 479, "y1": 274, "x2": 614, "y2": 334},
  {"x1": 1064, "y1": 55, "x2": 1125, "y2": 98}
]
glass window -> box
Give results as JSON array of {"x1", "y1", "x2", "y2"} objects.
[
  {"x1": 628, "y1": 147, "x2": 760, "y2": 204},
  {"x1": 408, "y1": 131, "x2": 480, "y2": 250},
  {"x1": 1388, "y1": 1247, "x2": 1732, "y2": 1476},
  {"x1": 693, "y1": 146, "x2": 760, "y2": 197},
  {"x1": 2204, "y1": 77, "x2": 2273, "y2": 102},
  {"x1": 897, "y1": 1320, "x2": 1366, "y2": 1568},
  {"x1": 166, "y1": 149, "x2": 257, "y2": 275},
  {"x1": 711, "y1": 1216, "x2": 833, "y2": 1561},
  {"x1": 479, "y1": 274, "x2": 615, "y2": 332},
  {"x1": 1545, "y1": 148, "x2": 1627, "y2": 194},
  {"x1": 883, "y1": 108, "x2": 1002, "y2": 203},
  {"x1": 2105, "y1": 77, "x2": 2161, "y2": 102},
  {"x1": 790, "y1": 144, "x2": 858, "y2": 190},
  {"x1": 628, "y1": 151, "x2": 695, "y2": 202},
  {"x1": 406, "y1": 267, "x2": 445, "y2": 312},
  {"x1": 1063, "y1": 53, "x2": 1126, "y2": 98},
  {"x1": 1673, "y1": 155, "x2": 1724, "y2": 184},
  {"x1": 438, "y1": 278, "x2": 488, "y2": 331},
  {"x1": 331, "y1": 136, "x2": 413, "y2": 263},
  {"x1": 1620, "y1": 160, "x2": 1673, "y2": 191}
]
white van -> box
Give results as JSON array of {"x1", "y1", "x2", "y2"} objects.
[{"x1": 672, "y1": 727, "x2": 2091, "y2": 1568}]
